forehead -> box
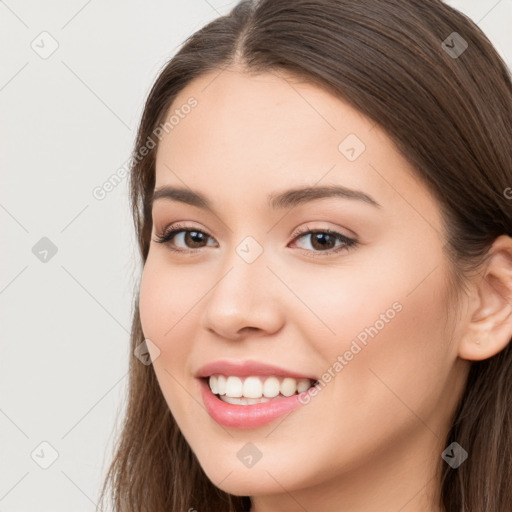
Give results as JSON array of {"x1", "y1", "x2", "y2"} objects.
[
  {"x1": 153, "y1": 68, "x2": 440, "y2": 226},
  {"x1": 156, "y1": 69, "x2": 373, "y2": 180}
]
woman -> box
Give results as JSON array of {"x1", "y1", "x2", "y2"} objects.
[{"x1": 98, "y1": 1, "x2": 512, "y2": 510}]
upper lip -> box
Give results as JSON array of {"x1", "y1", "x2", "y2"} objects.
[{"x1": 195, "y1": 359, "x2": 318, "y2": 380}]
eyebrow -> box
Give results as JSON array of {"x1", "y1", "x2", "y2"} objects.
[{"x1": 152, "y1": 184, "x2": 382, "y2": 211}]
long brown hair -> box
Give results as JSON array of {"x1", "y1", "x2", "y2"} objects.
[{"x1": 96, "y1": 1, "x2": 512, "y2": 510}]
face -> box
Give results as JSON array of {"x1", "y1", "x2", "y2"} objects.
[{"x1": 139, "y1": 68, "x2": 470, "y2": 507}]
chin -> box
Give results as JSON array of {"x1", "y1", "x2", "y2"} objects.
[{"x1": 197, "y1": 450, "x2": 310, "y2": 497}]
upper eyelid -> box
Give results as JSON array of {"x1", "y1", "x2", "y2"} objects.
[
  {"x1": 157, "y1": 224, "x2": 355, "y2": 246},
  {"x1": 158, "y1": 223, "x2": 350, "y2": 238}
]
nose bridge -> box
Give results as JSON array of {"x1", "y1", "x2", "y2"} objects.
[
  {"x1": 210, "y1": 234, "x2": 268, "y2": 310},
  {"x1": 200, "y1": 232, "x2": 283, "y2": 338}
]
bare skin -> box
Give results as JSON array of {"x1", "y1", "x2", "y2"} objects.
[{"x1": 139, "y1": 67, "x2": 512, "y2": 512}]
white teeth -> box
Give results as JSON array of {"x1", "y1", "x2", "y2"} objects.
[
  {"x1": 280, "y1": 377, "x2": 297, "y2": 397},
  {"x1": 263, "y1": 376, "x2": 280, "y2": 398},
  {"x1": 225, "y1": 376, "x2": 243, "y2": 397},
  {"x1": 209, "y1": 375, "x2": 218, "y2": 394},
  {"x1": 297, "y1": 379, "x2": 311, "y2": 393},
  {"x1": 208, "y1": 374, "x2": 315, "y2": 399},
  {"x1": 243, "y1": 376, "x2": 263, "y2": 398},
  {"x1": 217, "y1": 375, "x2": 226, "y2": 395},
  {"x1": 220, "y1": 396, "x2": 273, "y2": 405}
]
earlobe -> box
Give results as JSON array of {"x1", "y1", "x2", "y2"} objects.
[{"x1": 457, "y1": 235, "x2": 512, "y2": 362}]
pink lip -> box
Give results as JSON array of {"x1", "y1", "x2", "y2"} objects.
[
  {"x1": 195, "y1": 359, "x2": 317, "y2": 380},
  {"x1": 199, "y1": 378, "x2": 316, "y2": 429}
]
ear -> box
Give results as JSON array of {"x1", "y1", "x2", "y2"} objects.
[{"x1": 458, "y1": 234, "x2": 512, "y2": 361}]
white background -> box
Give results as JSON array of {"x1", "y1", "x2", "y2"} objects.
[{"x1": 1, "y1": 0, "x2": 511, "y2": 510}]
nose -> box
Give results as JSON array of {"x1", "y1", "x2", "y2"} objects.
[{"x1": 199, "y1": 249, "x2": 285, "y2": 341}]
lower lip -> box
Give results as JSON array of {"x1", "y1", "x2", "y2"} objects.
[{"x1": 199, "y1": 378, "x2": 314, "y2": 429}]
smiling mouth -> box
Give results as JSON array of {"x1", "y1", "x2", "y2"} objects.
[{"x1": 204, "y1": 374, "x2": 320, "y2": 405}]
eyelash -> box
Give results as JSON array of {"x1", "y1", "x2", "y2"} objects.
[{"x1": 153, "y1": 222, "x2": 358, "y2": 257}]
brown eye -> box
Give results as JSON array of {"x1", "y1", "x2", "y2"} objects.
[
  {"x1": 290, "y1": 227, "x2": 357, "y2": 255},
  {"x1": 153, "y1": 223, "x2": 358, "y2": 257},
  {"x1": 307, "y1": 232, "x2": 337, "y2": 250},
  {"x1": 153, "y1": 223, "x2": 217, "y2": 252},
  {"x1": 178, "y1": 230, "x2": 208, "y2": 249}
]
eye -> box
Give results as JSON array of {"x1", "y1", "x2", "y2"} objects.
[
  {"x1": 153, "y1": 222, "x2": 217, "y2": 252},
  {"x1": 289, "y1": 224, "x2": 358, "y2": 256},
  {"x1": 153, "y1": 222, "x2": 358, "y2": 256}
]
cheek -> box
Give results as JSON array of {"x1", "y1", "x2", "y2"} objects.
[
  {"x1": 139, "y1": 256, "x2": 194, "y2": 340},
  {"x1": 138, "y1": 258, "x2": 198, "y2": 390},
  {"x1": 138, "y1": 258, "x2": 201, "y2": 418},
  {"x1": 308, "y1": 243, "x2": 453, "y2": 419},
  {"x1": 324, "y1": 266, "x2": 452, "y2": 435}
]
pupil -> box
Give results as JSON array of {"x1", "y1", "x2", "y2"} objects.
[
  {"x1": 187, "y1": 231, "x2": 205, "y2": 247},
  {"x1": 313, "y1": 233, "x2": 334, "y2": 249}
]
